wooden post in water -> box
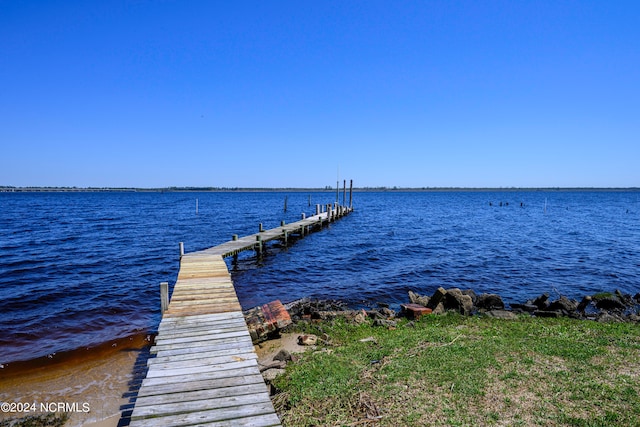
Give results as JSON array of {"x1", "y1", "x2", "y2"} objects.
[
  {"x1": 343, "y1": 180, "x2": 346, "y2": 206},
  {"x1": 160, "y1": 282, "x2": 169, "y2": 314},
  {"x1": 179, "y1": 242, "x2": 184, "y2": 258},
  {"x1": 349, "y1": 179, "x2": 353, "y2": 209},
  {"x1": 336, "y1": 180, "x2": 339, "y2": 203},
  {"x1": 282, "y1": 229, "x2": 288, "y2": 245},
  {"x1": 259, "y1": 223, "x2": 264, "y2": 232},
  {"x1": 232, "y1": 234, "x2": 238, "y2": 241},
  {"x1": 196, "y1": 198, "x2": 198, "y2": 215},
  {"x1": 284, "y1": 196, "x2": 288, "y2": 213},
  {"x1": 301, "y1": 213, "x2": 306, "y2": 220},
  {"x1": 281, "y1": 220, "x2": 285, "y2": 226},
  {"x1": 256, "y1": 235, "x2": 263, "y2": 257},
  {"x1": 316, "y1": 204, "x2": 321, "y2": 216},
  {"x1": 308, "y1": 194, "x2": 311, "y2": 207}
]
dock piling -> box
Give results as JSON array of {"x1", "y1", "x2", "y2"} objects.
[
  {"x1": 160, "y1": 282, "x2": 169, "y2": 314},
  {"x1": 179, "y1": 242, "x2": 184, "y2": 258},
  {"x1": 349, "y1": 179, "x2": 353, "y2": 209}
]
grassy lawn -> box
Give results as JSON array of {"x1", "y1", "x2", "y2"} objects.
[{"x1": 273, "y1": 313, "x2": 640, "y2": 426}]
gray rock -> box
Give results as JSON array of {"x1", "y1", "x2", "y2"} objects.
[
  {"x1": 408, "y1": 291, "x2": 430, "y2": 307},
  {"x1": 548, "y1": 296, "x2": 579, "y2": 313},
  {"x1": 428, "y1": 287, "x2": 447, "y2": 309},
  {"x1": 444, "y1": 288, "x2": 474, "y2": 315},
  {"x1": 596, "y1": 297, "x2": 626, "y2": 310},
  {"x1": 273, "y1": 349, "x2": 292, "y2": 362},
  {"x1": 432, "y1": 302, "x2": 446, "y2": 315},
  {"x1": 534, "y1": 310, "x2": 561, "y2": 318},
  {"x1": 485, "y1": 310, "x2": 518, "y2": 320},
  {"x1": 511, "y1": 303, "x2": 538, "y2": 313},
  {"x1": 577, "y1": 296, "x2": 592, "y2": 312},
  {"x1": 462, "y1": 289, "x2": 478, "y2": 305},
  {"x1": 476, "y1": 293, "x2": 505, "y2": 310},
  {"x1": 262, "y1": 368, "x2": 286, "y2": 382},
  {"x1": 298, "y1": 334, "x2": 318, "y2": 346},
  {"x1": 532, "y1": 293, "x2": 550, "y2": 310}
]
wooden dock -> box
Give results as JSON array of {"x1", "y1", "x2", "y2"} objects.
[{"x1": 129, "y1": 202, "x2": 352, "y2": 426}]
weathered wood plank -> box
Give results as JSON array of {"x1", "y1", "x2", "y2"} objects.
[
  {"x1": 136, "y1": 372, "x2": 266, "y2": 397},
  {"x1": 129, "y1": 401, "x2": 278, "y2": 427},
  {"x1": 155, "y1": 325, "x2": 248, "y2": 341},
  {"x1": 148, "y1": 346, "x2": 258, "y2": 365},
  {"x1": 139, "y1": 366, "x2": 263, "y2": 389},
  {"x1": 131, "y1": 392, "x2": 272, "y2": 418},
  {"x1": 133, "y1": 382, "x2": 269, "y2": 408},
  {"x1": 147, "y1": 351, "x2": 257, "y2": 370},
  {"x1": 194, "y1": 413, "x2": 282, "y2": 427},
  {"x1": 153, "y1": 330, "x2": 250, "y2": 347},
  {"x1": 144, "y1": 358, "x2": 257, "y2": 378},
  {"x1": 151, "y1": 337, "x2": 254, "y2": 357}
]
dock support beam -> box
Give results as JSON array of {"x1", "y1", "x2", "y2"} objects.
[
  {"x1": 179, "y1": 242, "x2": 184, "y2": 259},
  {"x1": 256, "y1": 235, "x2": 263, "y2": 257},
  {"x1": 160, "y1": 282, "x2": 169, "y2": 314}
]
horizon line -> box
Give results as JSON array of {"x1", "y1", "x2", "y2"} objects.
[{"x1": 2, "y1": 185, "x2": 639, "y2": 192}]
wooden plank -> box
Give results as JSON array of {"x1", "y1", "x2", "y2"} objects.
[
  {"x1": 139, "y1": 366, "x2": 262, "y2": 389},
  {"x1": 155, "y1": 324, "x2": 248, "y2": 340},
  {"x1": 163, "y1": 304, "x2": 243, "y2": 316},
  {"x1": 158, "y1": 311, "x2": 245, "y2": 324},
  {"x1": 147, "y1": 351, "x2": 257, "y2": 370},
  {"x1": 151, "y1": 337, "x2": 254, "y2": 357},
  {"x1": 195, "y1": 413, "x2": 282, "y2": 427},
  {"x1": 168, "y1": 297, "x2": 240, "y2": 306},
  {"x1": 153, "y1": 330, "x2": 250, "y2": 347},
  {"x1": 144, "y1": 358, "x2": 257, "y2": 379},
  {"x1": 131, "y1": 392, "x2": 272, "y2": 418},
  {"x1": 129, "y1": 401, "x2": 278, "y2": 427},
  {"x1": 133, "y1": 382, "x2": 269, "y2": 408},
  {"x1": 136, "y1": 372, "x2": 266, "y2": 397},
  {"x1": 149, "y1": 346, "x2": 259, "y2": 365},
  {"x1": 157, "y1": 318, "x2": 247, "y2": 334}
]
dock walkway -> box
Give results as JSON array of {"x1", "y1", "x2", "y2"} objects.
[{"x1": 129, "y1": 204, "x2": 352, "y2": 426}]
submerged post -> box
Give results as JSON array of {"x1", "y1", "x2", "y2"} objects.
[{"x1": 160, "y1": 282, "x2": 169, "y2": 314}]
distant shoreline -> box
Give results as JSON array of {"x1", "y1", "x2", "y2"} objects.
[{"x1": 2, "y1": 186, "x2": 639, "y2": 193}]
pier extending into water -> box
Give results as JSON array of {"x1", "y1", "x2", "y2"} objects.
[{"x1": 129, "y1": 200, "x2": 353, "y2": 426}]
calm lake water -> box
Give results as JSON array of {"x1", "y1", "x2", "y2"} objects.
[{"x1": 1, "y1": 190, "x2": 638, "y2": 365}]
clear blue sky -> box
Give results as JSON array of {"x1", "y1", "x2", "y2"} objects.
[{"x1": 1, "y1": 1, "x2": 638, "y2": 188}]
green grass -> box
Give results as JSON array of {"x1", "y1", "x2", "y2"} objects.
[{"x1": 274, "y1": 314, "x2": 640, "y2": 426}]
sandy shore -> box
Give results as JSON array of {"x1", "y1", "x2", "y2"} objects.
[{"x1": 0, "y1": 335, "x2": 151, "y2": 427}]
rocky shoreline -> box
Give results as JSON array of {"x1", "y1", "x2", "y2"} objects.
[
  {"x1": 254, "y1": 289, "x2": 640, "y2": 388},
  {"x1": 279, "y1": 288, "x2": 640, "y2": 325}
]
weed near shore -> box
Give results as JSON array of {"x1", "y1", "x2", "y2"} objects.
[{"x1": 273, "y1": 313, "x2": 640, "y2": 426}]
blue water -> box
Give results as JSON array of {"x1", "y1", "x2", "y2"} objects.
[{"x1": 1, "y1": 190, "x2": 639, "y2": 365}]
